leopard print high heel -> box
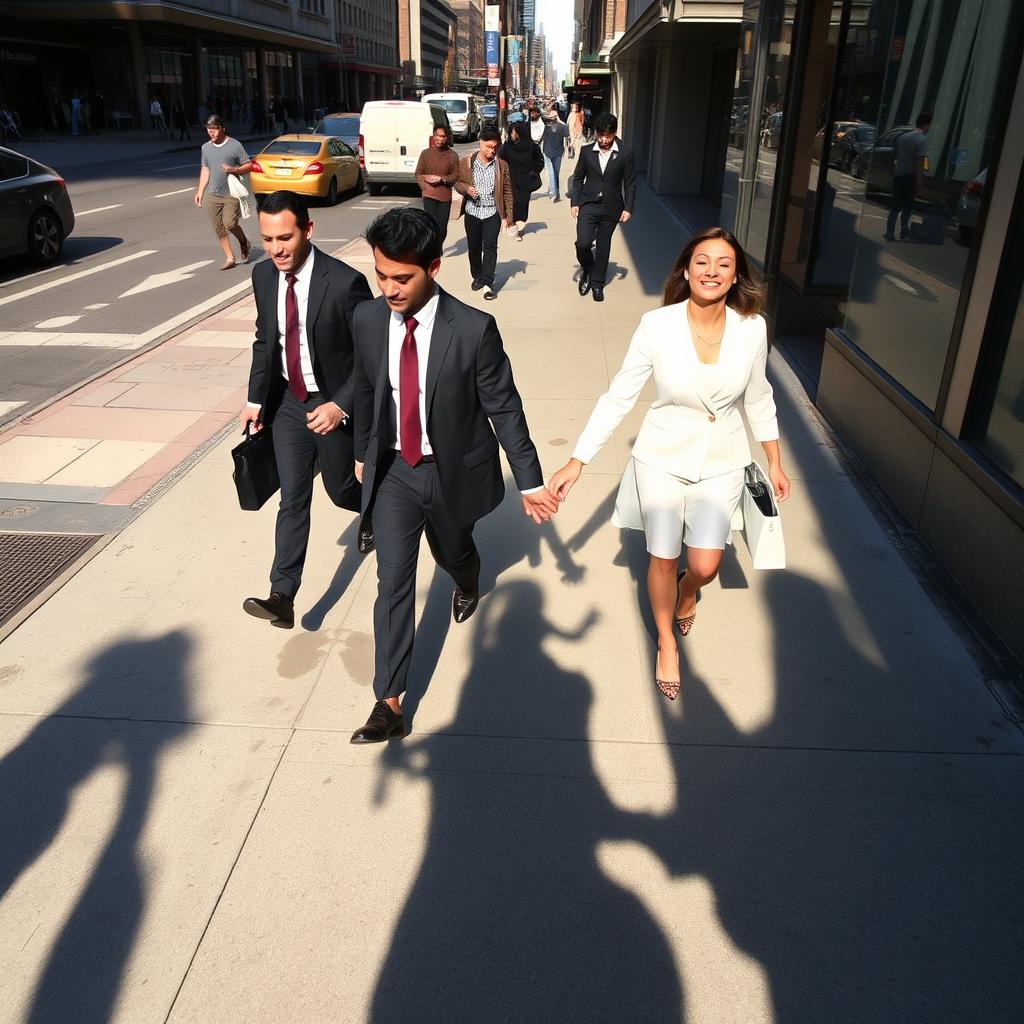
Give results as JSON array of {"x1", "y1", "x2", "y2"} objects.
[{"x1": 675, "y1": 571, "x2": 698, "y2": 637}]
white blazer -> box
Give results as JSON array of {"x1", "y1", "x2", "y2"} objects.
[{"x1": 573, "y1": 300, "x2": 779, "y2": 481}]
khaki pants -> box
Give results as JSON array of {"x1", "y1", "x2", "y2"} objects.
[{"x1": 204, "y1": 193, "x2": 241, "y2": 238}]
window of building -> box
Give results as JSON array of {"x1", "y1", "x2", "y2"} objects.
[
  {"x1": 964, "y1": 177, "x2": 1024, "y2": 488},
  {"x1": 805, "y1": 0, "x2": 1018, "y2": 411}
]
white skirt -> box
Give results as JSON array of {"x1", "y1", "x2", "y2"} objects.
[{"x1": 612, "y1": 457, "x2": 745, "y2": 558}]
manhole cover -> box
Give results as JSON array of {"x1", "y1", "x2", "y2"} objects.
[{"x1": 0, "y1": 532, "x2": 100, "y2": 625}]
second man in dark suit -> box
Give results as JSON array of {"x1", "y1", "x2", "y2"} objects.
[
  {"x1": 349, "y1": 207, "x2": 558, "y2": 743},
  {"x1": 569, "y1": 111, "x2": 637, "y2": 302},
  {"x1": 240, "y1": 190, "x2": 374, "y2": 628}
]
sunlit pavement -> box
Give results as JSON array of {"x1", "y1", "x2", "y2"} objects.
[{"x1": 0, "y1": 158, "x2": 1022, "y2": 1023}]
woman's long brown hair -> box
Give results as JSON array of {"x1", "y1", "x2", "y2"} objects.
[{"x1": 662, "y1": 226, "x2": 765, "y2": 316}]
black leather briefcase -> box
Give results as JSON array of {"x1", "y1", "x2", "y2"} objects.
[{"x1": 232, "y1": 423, "x2": 280, "y2": 511}]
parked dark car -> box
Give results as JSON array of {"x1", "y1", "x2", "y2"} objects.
[
  {"x1": 854, "y1": 125, "x2": 961, "y2": 211},
  {"x1": 831, "y1": 123, "x2": 876, "y2": 172},
  {"x1": 479, "y1": 103, "x2": 499, "y2": 130},
  {"x1": 0, "y1": 146, "x2": 74, "y2": 265},
  {"x1": 311, "y1": 112, "x2": 360, "y2": 150}
]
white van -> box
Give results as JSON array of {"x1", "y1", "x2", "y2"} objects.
[
  {"x1": 359, "y1": 100, "x2": 451, "y2": 195},
  {"x1": 422, "y1": 93, "x2": 479, "y2": 142}
]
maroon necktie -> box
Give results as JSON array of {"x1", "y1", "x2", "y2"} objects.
[
  {"x1": 399, "y1": 316, "x2": 422, "y2": 466},
  {"x1": 285, "y1": 272, "x2": 307, "y2": 401}
]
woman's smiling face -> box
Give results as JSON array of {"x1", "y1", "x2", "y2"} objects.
[{"x1": 687, "y1": 238, "x2": 737, "y2": 302}]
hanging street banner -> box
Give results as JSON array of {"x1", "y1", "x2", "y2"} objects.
[{"x1": 485, "y1": 5, "x2": 500, "y2": 87}]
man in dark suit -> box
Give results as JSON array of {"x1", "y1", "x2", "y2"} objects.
[
  {"x1": 240, "y1": 190, "x2": 374, "y2": 629},
  {"x1": 349, "y1": 207, "x2": 558, "y2": 743},
  {"x1": 569, "y1": 111, "x2": 636, "y2": 302}
]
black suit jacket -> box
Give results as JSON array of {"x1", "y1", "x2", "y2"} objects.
[
  {"x1": 246, "y1": 246, "x2": 373, "y2": 423},
  {"x1": 352, "y1": 288, "x2": 543, "y2": 527},
  {"x1": 568, "y1": 139, "x2": 637, "y2": 219}
]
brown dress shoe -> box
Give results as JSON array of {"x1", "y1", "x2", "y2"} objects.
[{"x1": 350, "y1": 701, "x2": 406, "y2": 744}]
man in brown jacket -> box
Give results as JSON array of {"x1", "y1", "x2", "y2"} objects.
[
  {"x1": 415, "y1": 125, "x2": 461, "y2": 246},
  {"x1": 454, "y1": 127, "x2": 513, "y2": 300}
]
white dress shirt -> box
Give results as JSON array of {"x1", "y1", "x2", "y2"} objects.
[
  {"x1": 277, "y1": 248, "x2": 319, "y2": 393},
  {"x1": 388, "y1": 288, "x2": 440, "y2": 457},
  {"x1": 595, "y1": 139, "x2": 619, "y2": 174},
  {"x1": 388, "y1": 287, "x2": 542, "y2": 494},
  {"x1": 247, "y1": 248, "x2": 318, "y2": 412}
]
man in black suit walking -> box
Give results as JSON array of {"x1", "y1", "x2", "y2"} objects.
[
  {"x1": 349, "y1": 207, "x2": 558, "y2": 743},
  {"x1": 569, "y1": 111, "x2": 636, "y2": 302},
  {"x1": 240, "y1": 190, "x2": 374, "y2": 629}
]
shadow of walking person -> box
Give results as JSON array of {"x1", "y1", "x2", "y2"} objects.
[
  {"x1": 0, "y1": 630, "x2": 193, "y2": 1024},
  {"x1": 368, "y1": 581, "x2": 683, "y2": 1022}
]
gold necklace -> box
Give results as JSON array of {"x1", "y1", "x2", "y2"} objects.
[{"x1": 687, "y1": 311, "x2": 725, "y2": 347}]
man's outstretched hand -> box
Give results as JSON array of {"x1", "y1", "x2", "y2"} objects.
[{"x1": 522, "y1": 488, "x2": 559, "y2": 524}]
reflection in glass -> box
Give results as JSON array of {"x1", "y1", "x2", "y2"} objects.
[{"x1": 813, "y1": 0, "x2": 1015, "y2": 410}]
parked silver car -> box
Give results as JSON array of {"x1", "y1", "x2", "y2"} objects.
[{"x1": 0, "y1": 147, "x2": 75, "y2": 265}]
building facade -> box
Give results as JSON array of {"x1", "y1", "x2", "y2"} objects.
[
  {"x1": 610, "y1": 0, "x2": 1024, "y2": 664},
  {"x1": 450, "y1": 0, "x2": 485, "y2": 83},
  {"x1": 333, "y1": 0, "x2": 402, "y2": 110},
  {"x1": 0, "y1": 0, "x2": 339, "y2": 131},
  {"x1": 398, "y1": 0, "x2": 458, "y2": 94}
]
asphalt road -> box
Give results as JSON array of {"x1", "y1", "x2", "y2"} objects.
[{"x1": 0, "y1": 141, "x2": 476, "y2": 429}]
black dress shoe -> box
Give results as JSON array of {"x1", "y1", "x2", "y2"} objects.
[
  {"x1": 357, "y1": 521, "x2": 375, "y2": 555},
  {"x1": 242, "y1": 592, "x2": 294, "y2": 629},
  {"x1": 453, "y1": 583, "x2": 480, "y2": 624},
  {"x1": 350, "y1": 700, "x2": 406, "y2": 744},
  {"x1": 471, "y1": 279, "x2": 485, "y2": 291},
  {"x1": 592, "y1": 285, "x2": 605, "y2": 302},
  {"x1": 578, "y1": 271, "x2": 591, "y2": 296}
]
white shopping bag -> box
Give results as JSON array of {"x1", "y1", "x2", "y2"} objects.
[
  {"x1": 228, "y1": 172, "x2": 254, "y2": 219},
  {"x1": 740, "y1": 462, "x2": 786, "y2": 569}
]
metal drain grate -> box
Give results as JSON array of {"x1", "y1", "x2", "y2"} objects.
[{"x1": 0, "y1": 532, "x2": 100, "y2": 625}]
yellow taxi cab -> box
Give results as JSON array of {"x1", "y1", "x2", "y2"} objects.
[{"x1": 249, "y1": 134, "x2": 363, "y2": 205}]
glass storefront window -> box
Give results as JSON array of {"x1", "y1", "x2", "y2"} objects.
[
  {"x1": 809, "y1": 0, "x2": 1016, "y2": 410},
  {"x1": 722, "y1": 0, "x2": 798, "y2": 265},
  {"x1": 966, "y1": 183, "x2": 1024, "y2": 488}
]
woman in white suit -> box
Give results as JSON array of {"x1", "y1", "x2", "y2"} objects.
[{"x1": 550, "y1": 227, "x2": 790, "y2": 699}]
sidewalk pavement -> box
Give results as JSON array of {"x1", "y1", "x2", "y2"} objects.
[
  {"x1": 13, "y1": 126, "x2": 276, "y2": 171},
  {"x1": 1, "y1": 172, "x2": 1023, "y2": 1023}
]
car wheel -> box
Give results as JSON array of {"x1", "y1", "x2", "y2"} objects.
[
  {"x1": 851, "y1": 156, "x2": 863, "y2": 179},
  {"x1": 28, "y1": 209, "x2": 63, "y2": 265},
  {"x1": 326, "y1": 176, "x2": 338, "y2": 206},
  {"x1": 353, "y1": 171, "x2": 364, "y2": 195},
  {"x1": 367, "y1": 181, "x2": 383, "y2": 196}
]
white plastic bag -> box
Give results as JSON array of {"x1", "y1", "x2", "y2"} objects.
[{"x1": 227, "y1": 172, "x2": 254, "y2": 220}]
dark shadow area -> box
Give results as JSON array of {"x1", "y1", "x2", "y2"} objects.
[
  {"x1": 299, "y1": 516, "x2": 364, "y2": 631},
  {"x1": 495, "y1": 257, "x2": 527, "y2": 291},
  {"x1": 0, "y1": 630, "x2": 193, "y2": 1024},
  {"x1": 517, "y1": 219, "x2": 547, "y2": 237},
  {"x1": 370, "y1": 580, "x2": 684, "y2": 1021},
  {"x1": 443, "y1": 237, "x2": 468, "y2": 259},
  {"x1": 0, "y1": 237, "x2": 123, "y2": 286},
  {"x1": 365, "y1": 274, "x2": 1024, "y2": 1019},
  {"x1": 401, "y1": 489, "x2": 585, "y2": 727}
]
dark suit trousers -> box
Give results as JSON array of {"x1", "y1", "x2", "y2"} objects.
[
  {"x1": 422, "y1": 197, "x2": 450, "y2": 245},
  {"x1": 270, "y1": 388, "x2": 361, "y2": 598},
  {"x1": 464, "y1": 211, "x2": 501, "y2": 286},
  {"x1": 371, "y1": 452, "x2": 480, "y2": 700},
  {"x1": 575, "y1": 203, "x2": 619, "y2": 286}
]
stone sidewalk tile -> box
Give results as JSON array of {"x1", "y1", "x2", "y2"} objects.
[
  {"x1": 0, "y1": 435, "x2": 99, "y2": 483},
  {"x1": 45, "y1": 441, "x2": 166, "y2": 488}
]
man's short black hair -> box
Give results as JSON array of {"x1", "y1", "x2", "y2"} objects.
[
  {"x1": 916, "y1": 112, "x2": 933, "y2": 129},
  {"x1": 365, "y1": 207, "x2": 441, "y2": 269},
  {"x1": 259, "y1": 190, "x2": 310, "y2": 228},
  {"x1": 479, "y1": 126, "x2": 500, "y2": 143},
  {"x1": 595, "y1": 112, "x2": 618, "y2": 135}
]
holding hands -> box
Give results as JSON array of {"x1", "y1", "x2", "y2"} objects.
[
  {"x1": 548, "y1": 458, "x2": 584, "y2": 502},
  {"x1": 522, "y1": 488, "x2": 560, "y2": 524}
]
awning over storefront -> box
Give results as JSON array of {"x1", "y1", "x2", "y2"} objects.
[{"x1": 610, "y1": 0, "x2": 743, "y2": 60}]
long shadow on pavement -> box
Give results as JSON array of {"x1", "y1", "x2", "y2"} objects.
[
  {"x1": 0, "y1": 630, "x2": 193, "y2": 1024},
  {"x1": 369, "y1": 579, "x2": 684, "y2": 1021}
]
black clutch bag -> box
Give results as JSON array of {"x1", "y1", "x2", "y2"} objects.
[{"x1": 232, "y1": 423, "x2": 280, "y2": 511}]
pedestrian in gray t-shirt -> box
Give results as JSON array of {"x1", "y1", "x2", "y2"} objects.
[
  {"x1": 886, "y1": 112, "x2": 931, "y2": 241},
  {"x1": 194, "y1": 114, "x2": 253, "y2": 269}
]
